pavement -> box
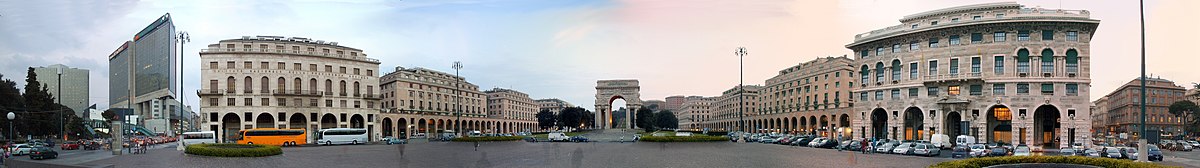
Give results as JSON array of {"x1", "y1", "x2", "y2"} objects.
[
  {"x1": 2, "y1": 143, "x2": 177, "y2": 168},
  {"x1": 580, "y1": 129, "x2": 638, "y2": 142}
]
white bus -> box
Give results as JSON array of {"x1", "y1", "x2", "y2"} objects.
[
  {"x1": 316, "y1": 128, "x2": 368, "y2": 145},
  {"x1": 181, "y1": 131, "x2": 218, "y2": 146}
]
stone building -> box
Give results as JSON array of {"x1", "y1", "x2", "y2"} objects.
[
  {"x1": 705, "y1": 85, "x2": 761, "y2": 132},
  {"x1": 485, "y1": 88, "x2": 538, "y2": 132},
  {"x1": 376, "y1": 66, "x2": 534, "y2": 138},
  {"x1": 678, "y1": 96, "x2": 715, "y2": 130},
  {"x1": 1098, "y1": 77, "x2": 1188, "y2": 141},
  {"x1": 198, "y1": 36, "x2": 382, "y2": 142},
  {"x1": 536, "y1": 98, "x2": 574, "y2": 114},
  {"x1": 848, "y1": 2, "x2": 1099, "y2": 149}
]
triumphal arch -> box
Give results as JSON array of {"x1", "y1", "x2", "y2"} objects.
[{"x1": 595, "y1": 79, "x2": 642, "y2": 129}]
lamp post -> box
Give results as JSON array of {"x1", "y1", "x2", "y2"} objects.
[
  {"x1": 1137, "y1": 0, "x2": 1150, "y2": 162},
  {"x1": 7, "y1": 112, "x2": 14, "y2": 143},
  {"x1": 177, "y1": 31, "x2": 190, "y2": 135},
  {"x1": 57, "y1": 67, "x2": 64, "y2": 140},
  {"x1": 735, "y1": 47, "x2": 747, "y2": 134},
  {"x1": 452, "y1": 61, "x2": 463, "y2": 137}
]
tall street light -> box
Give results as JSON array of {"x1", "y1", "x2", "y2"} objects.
[
  {"x1": 1137, "y1": 0, "x2": 1148, "y2": 162},
  {"x1": 453, "y1": 61, "x2": 463, "y2": 136},
  {"x1": 7, "y1": 112, "x2": 14, "y2": 143},
  {"x1": 177, "y1": 31, "x2": 190, "y2": 134},
  {"x1": 735, "y1": 47, "x2": 747, "y2": 134},
  {"x1": 58, "y1": 67, "x2": 64, "y2": 140}
]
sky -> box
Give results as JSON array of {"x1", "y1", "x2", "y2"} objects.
[{"x1": 0, "y1": 0, "x2": 1197, "y2": 114}]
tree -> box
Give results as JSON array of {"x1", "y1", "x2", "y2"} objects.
[
  {"x1": 635, "y1": 108, "x2": 655, "y2": 131},
  {"x1": 102, "y1": 109, "x2": 117, "y2": 121},
  {"x1": 537, "y1": 109, "x2": 556, "y2": 130},
  {"x1": 654, "y1": 110, "x2": 678, "y2": 130},
  {"x1": 580, "y1": 109, "x2": 595, "y2": 129},
  {"x1": 558, "y1": 107, "x2": 585, "y2": 130},
  {"x1": 0, "y1": 73, "x2": 25, "y2": 139},
  {"x1": 1169, "y1": 100, "x2": 1200, "y2": 136}
]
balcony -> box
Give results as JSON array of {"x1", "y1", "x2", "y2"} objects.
[
  {"x1": 923, "y1": 72, "x2": 983, "y2": 84},
  {"x1": 200, "y1": 48, "x2": 380, "y2": 63},
  {"x1": 362, "y1": 94, "x2": 382, "y2": 100},
  {"x1": 272, "y1": 89, "x2": 322, "y2": 97},
  {"x1": 197, "y1": 89, "x2": 225, "y2": 96}
]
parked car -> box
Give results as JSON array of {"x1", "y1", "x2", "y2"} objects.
[
  {"x1": 1104, "y1": 147, "x2": 1125, "y2": 159},
  {"x1": 792, "y1": 137, "x2": 814, "y2": 146},
  {"x1": 951, "y1": 146, "x2": 971, "y2": 158},
  {"x1": 892, "y1": 142, "x2": 915, "y2": 155},
  {"x1": 955, "y1": 135, "x2": 977, "y2": 148},
  {"x1": 816, "y1": 139, "x2": 839, "y2": 149},
  {"x1": 1147, "y1": 145, "x2": 1164, "y2": 161},
  {"x1": 988, "y1": 147, "x2": 1010, "y2": 157},
  {"x1": 1125, "y1": 147, "x2": 1139, "y2": 160},
  {"x1": 931, "y1": 134, "x2": 951, "y2": 149},
  {"x1": 969, "y1": 144, "x2": 988, "y2": 157},
  {"x1": 570, "y1": 136, "x2": 589, "y2": 142},
  {"x1": 386, "y1": 138, "x2": 407, "y2": 145},
  {"x1": 841, "y1": 140, "x2": 863, "y2": 151},
  {"x1": 1012, "y1": 145, "x2": 1031, "y2": 156},
  {"x1": 876, "y1": 142, "x2": 899, "y2": 153},
  {"x1": 1059, "y1": 148, "x2": 1078, "y2": 156},
  {"x1": 913, "y1": 143, "x2": 941, "y2": 157},
  {"x1": 9, "y1": 144, "x2": 34, "y2": 155},
  {"x1": 548, "y1": 132, "x2": 570, "y2": 142},
  {"x1": 807, "y1": 137, "x2": 826, "y2": 147},
  {"x1": 1084, "y1": 148, "x2": 1101, "y2": 157},
  {"x1": 28, "y1": 147, "x2": 58, "y2": 160}
]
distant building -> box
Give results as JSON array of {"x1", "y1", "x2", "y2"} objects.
[
  {"x1": 642, "y1": 100, "x2": 665, "y2": 111},
  {"x1": 377, "y1": 66, "x2": 537, "y2": 137},
  {"x1": 486, "y1": 88, "x2": 538, "y2": 122},
  {"x1": 1098, "y1": 77, "x2": 1187, "y2": 141},
  {"x1": 32, "y1": 64, "x2": 90, "y2": 118},
  {"x1": 679, "y1": 96, "x2": 715, "y2": 130},
  {"x1": 708, "y1": 85, "x2": 761, "y2": 132},
  {"x1": 665, "y1": 96, "x2": 685, "y2": 112},
  {"x1": 536, "y1": 98, "x2": 574, "y2": 114},
  {"x1": 1090, "y1": 97, "x2": 1108, "y2": 138}
]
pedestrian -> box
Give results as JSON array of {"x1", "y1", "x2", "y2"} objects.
[{"x1": 861, "y1": 140, "x2": 868, "y2": 154}]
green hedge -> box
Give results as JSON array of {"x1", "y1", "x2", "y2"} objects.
[
  {"x1": 452, "y1": 136, "x2": 523, "y2": 142},
  {"x1": 638, "y1": 135, "x2": 728, "y2": 142},
  {"x1": 184, "y1": 144, "x2": 282, "y2": 157},
  {"x1": 930, "y1": 156, "x2": 1177, "y2": 168}
]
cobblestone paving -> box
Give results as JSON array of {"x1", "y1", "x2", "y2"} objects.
[{"x1": 80, "y1": 141, "x2": 970, "y2": 168}]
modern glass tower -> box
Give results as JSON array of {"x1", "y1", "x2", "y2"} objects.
[{"x1": 108, "y1": 13, "x2": 177, "y2": 135}]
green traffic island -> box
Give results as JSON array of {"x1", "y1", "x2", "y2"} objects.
[
  {"x1": 637, "y1": 131, "x2": 728, "y2": 142},
  {"x1": 930, "y1": 156, "x2": 1177, "y2": 168},
  {"x1": 184, "y1": 144, "x2": 282, "y2": 157},
  {"x1": 451, "y1": 136, "x2": 524, "y2": 142}
]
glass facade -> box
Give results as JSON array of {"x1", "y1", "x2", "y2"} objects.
[
  {"x1": 133, "y1": 14, "x2": 177, "y2": 97},
  {"x1": 109, "y1": 41, "x2": 132, "y2": 104}
]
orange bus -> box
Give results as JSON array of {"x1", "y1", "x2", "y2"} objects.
[{"x1": 237, "y1": 128, "x2": 307, "y2": 146}]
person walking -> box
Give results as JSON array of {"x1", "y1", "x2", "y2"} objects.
[{"x1": 861, "y1": 139, "x2": 868, "y2": 154}]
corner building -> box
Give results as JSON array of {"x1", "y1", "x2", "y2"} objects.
[
  {"x1": 198, "y1": 36, "x2": 382, "y2": 142},
  {"x1": 848, "y1": 2, "x2": 1097, "y2": 149}
]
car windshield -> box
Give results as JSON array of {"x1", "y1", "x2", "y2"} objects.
[
  {"x1": 1149, "y1": 146, "x2": 1161, "y2": 152},
  {"x1": 899, "y1": 143, "x2": 912, "y2": 147},
  {"x1": 970, "y1": 144, "x2": 985, "y2": 149}
]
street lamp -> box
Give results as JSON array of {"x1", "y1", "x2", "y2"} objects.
[
  {"x1": 735, "y1": 47, "x2": 747, "y2": 133},
  {"x1": 57, "y1": 67, "x2": 63, "y2": 140},
  {"x1": 177, "y1": 31, "x2": 190, "y2": 136},
  {"x1": 452, "y1": 61, "x2": 463, "y2": 137},
  {"x1": 7, "y1": 112, "x2": 13, "y2": 143}
]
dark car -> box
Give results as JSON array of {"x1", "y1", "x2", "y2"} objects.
[
  {"x1": 951, "y1": 146, "x2": 971, "y2": 158},
  {"x1": 570, "y1": 136, "x2": 589, "y2": 142},
  {"x1": 817, "y1": 139, "x2": 839, "y2": 148},
  {"x1": 524, "y1": 136, "x2": 538, "y2": 142},
  {"x1": 792, "y1": 137, "x2": 814, "y2": 146},
  {"x1": 843, "y1": 140, "x2": 864, "y2": 151},
  {"x1": 988, "y1": 147, "x2": 1009, "y2": 157},
  {"x1": 1058, "y1": 148, "x2": 1078, "y2": 156},
  {"x1": 29, "y1": 147, "x2": 58, "y2": 160},
  {"x1": 60, "y1": 142, "x2": 80, "y2": 150},
  {"x1": 1148, "y1": 146, "x2": 1164, "y2": 161}
]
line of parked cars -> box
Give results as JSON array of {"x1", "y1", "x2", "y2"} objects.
[
  {"x1": 1160, "y1": 140, "x2": 1198, "y2": 151},
  {"x1": 734, "y1": 133, "x2": 947, "y2": 157}
]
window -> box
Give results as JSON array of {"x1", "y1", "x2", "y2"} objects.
[
  {"x1": 928, "y1": 60, "x2": 938, "y2": 75},
  {"x1": 861, "y1": 66, "x2": 870, "y2": 83},
  {"x1": 1017, "y1": 83, "x2": 1029, "y2": 94},
  {"x1": 928, "y1": 38, "x2": 939, "y2": 48},
  {"x1": 948, "y1": 86, "x2": 961, "y2": 96},
  {"x1": 876, "y1": 47, "x2": 884, "y2": 55},
  {"x1": 1066, "y1": 49, "x2": 1079, "y2": 73},
  {"x1": 995, "y1": 13, "x2": 1004, "y2": 19},
  {"x1": 244, "y1": 98, "x2": 253, "y2": 106},
  {"x1": 993, "y1": 84, "x2": 1005, "y2": 95},
  {"x1": 1017, "y1": 49, "x2": 1030, "y2": 73},
  {"x1": 891, "y1": 60, "x2": 901, "y2": 81},
  {"x1": 909, "y1": 62, "x2": 919, "y2": 80},
  {"x1": 927, "y1": 87, "x2": 940, "y2": 96},
  {"x1": 294, "y1": 63, "x2": 301, "y2": 70},
  {"x1": 208, "y1": 98, "x2": 218, "y2": 106},
  {"x1": 1066, "y1": 83, "x2": 1078, "y2": 96},
  {"x1": 949, "y1": 35, "x2": 960, "y2": 45},
  {"x1": 908, "y1": 88, "x2": 919, "y2": 97},
  {"x1": 860, "y1": 92, "x2": 868, "y2": 101},
  {"x1": 969, "y1": 85, "x2": 982, "y2": 95},
  {"x1": 227, "y1": 98, "x2": 235, "y2": 106},
  {"x1": 951, "y1": 18, "x2": 960, "y2": 23},
  {"x1": 875, "y1": 62, "x2": 885, "y2": 82},
  {"x1": 326, "y1": 100, "x2": 333, "y2": 107},
  {"x1": 261, "y1": 62, "x2": 269, "y2": 69},
  {"x1": 1017, "y1": 30, "x2": 1030, "y2": 41},
  {"x1": 971, "y1": 33, "x2": 983, "y2": 43},
  {"x1": 1067, "y1": 31, "x2": 1078, "y2": 41},
  {"x1": 911, "y1": 24, "x2": 918, "y2": 29},
  {"x1": 891, "y1": 89, "x2": 900, "y2": 100},
  {"x1": 325, "y1": 65, "x2": 332, "y2": 72},
  {"x1": 949, "y1": 58, "x2": 959, "y2": 75},
  {"x1": 994, "y1": 56, "x2": 1005, "y2": 75},
  {"x1": 1042, "y1": 30, "x2": 1054, "y2": 40},
  {"x1": 970, "y1": 57, "x2": 981, "y2": 74},
  {"x1": 1041, "y1": 49, "x2": 1055, "y2": 73},
  {"x1": 209, "y1": 62, "x2": 218, "y2": 69},
  {"x1": 1041, "y1": 83, "x2": 1054, "y2": 95},
  {"x1": 993, "y1": 32, "x2": 1006, "y2": 42},
  {"x1": 861, "y1": 50, "x2": 869, "y2": 58},
  {"x1": 893, "y1": 44, "x2": 901, "y2": 53},
  {"x1": 973, "y1": 16, "x2": 981, "y2": 20},
  {"x1": 909, "y1": 41, "x2": 919, "y2": 51},
  {"x1": 278, "y1": 62, "x2": 285, "y2": 70},
  {"x1": 244, "y1": 62, "x2": 253, "y2": 69},
  {"x1": 339, "y1": 67, "x2": 347, "y2": 74},
  {"x1": 930, "y1": 21, "x2": 938, "y2": 26},
  {"x1": 874, "y1": 91, "x2": 883, "y2": 100}
]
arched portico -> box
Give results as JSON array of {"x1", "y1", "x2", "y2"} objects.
[{"x1": 595, "y1": 80, "x2": 642, "y2": 129}]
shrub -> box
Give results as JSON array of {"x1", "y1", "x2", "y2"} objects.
[
  {"x1": 452, "y1": 136, "x2": 523, "y2": 142},
  {"x1": 638, "y1": 135, "x2": 728, "y2": 142},
  {"x1": 930, "y1": 156, "x2": 1177, "y2": 168},
  {"x1": 185, "y1": 144, "x2": 282, "y2": 157}
]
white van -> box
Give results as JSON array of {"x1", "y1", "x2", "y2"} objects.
[
  {"x1": 930, "y1": 134, "x2": 951, "y2": 149},
  {"x1": 955, "y1": 135, "x2": 977, "y2": 147},
  {"x1": 181, "y1": 131, "x2": 217, "y2": 146},
  {"x1": 548, "y1": 132, "x2": 570, "y2": 142}
]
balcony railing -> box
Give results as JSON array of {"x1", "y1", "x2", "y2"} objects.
[
  {"x1": 272, "y1": 89, "x2": 322, "y2": 96},
  {"x1": 200, "y1": 48, "x2": 380, "y2": 63}
]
